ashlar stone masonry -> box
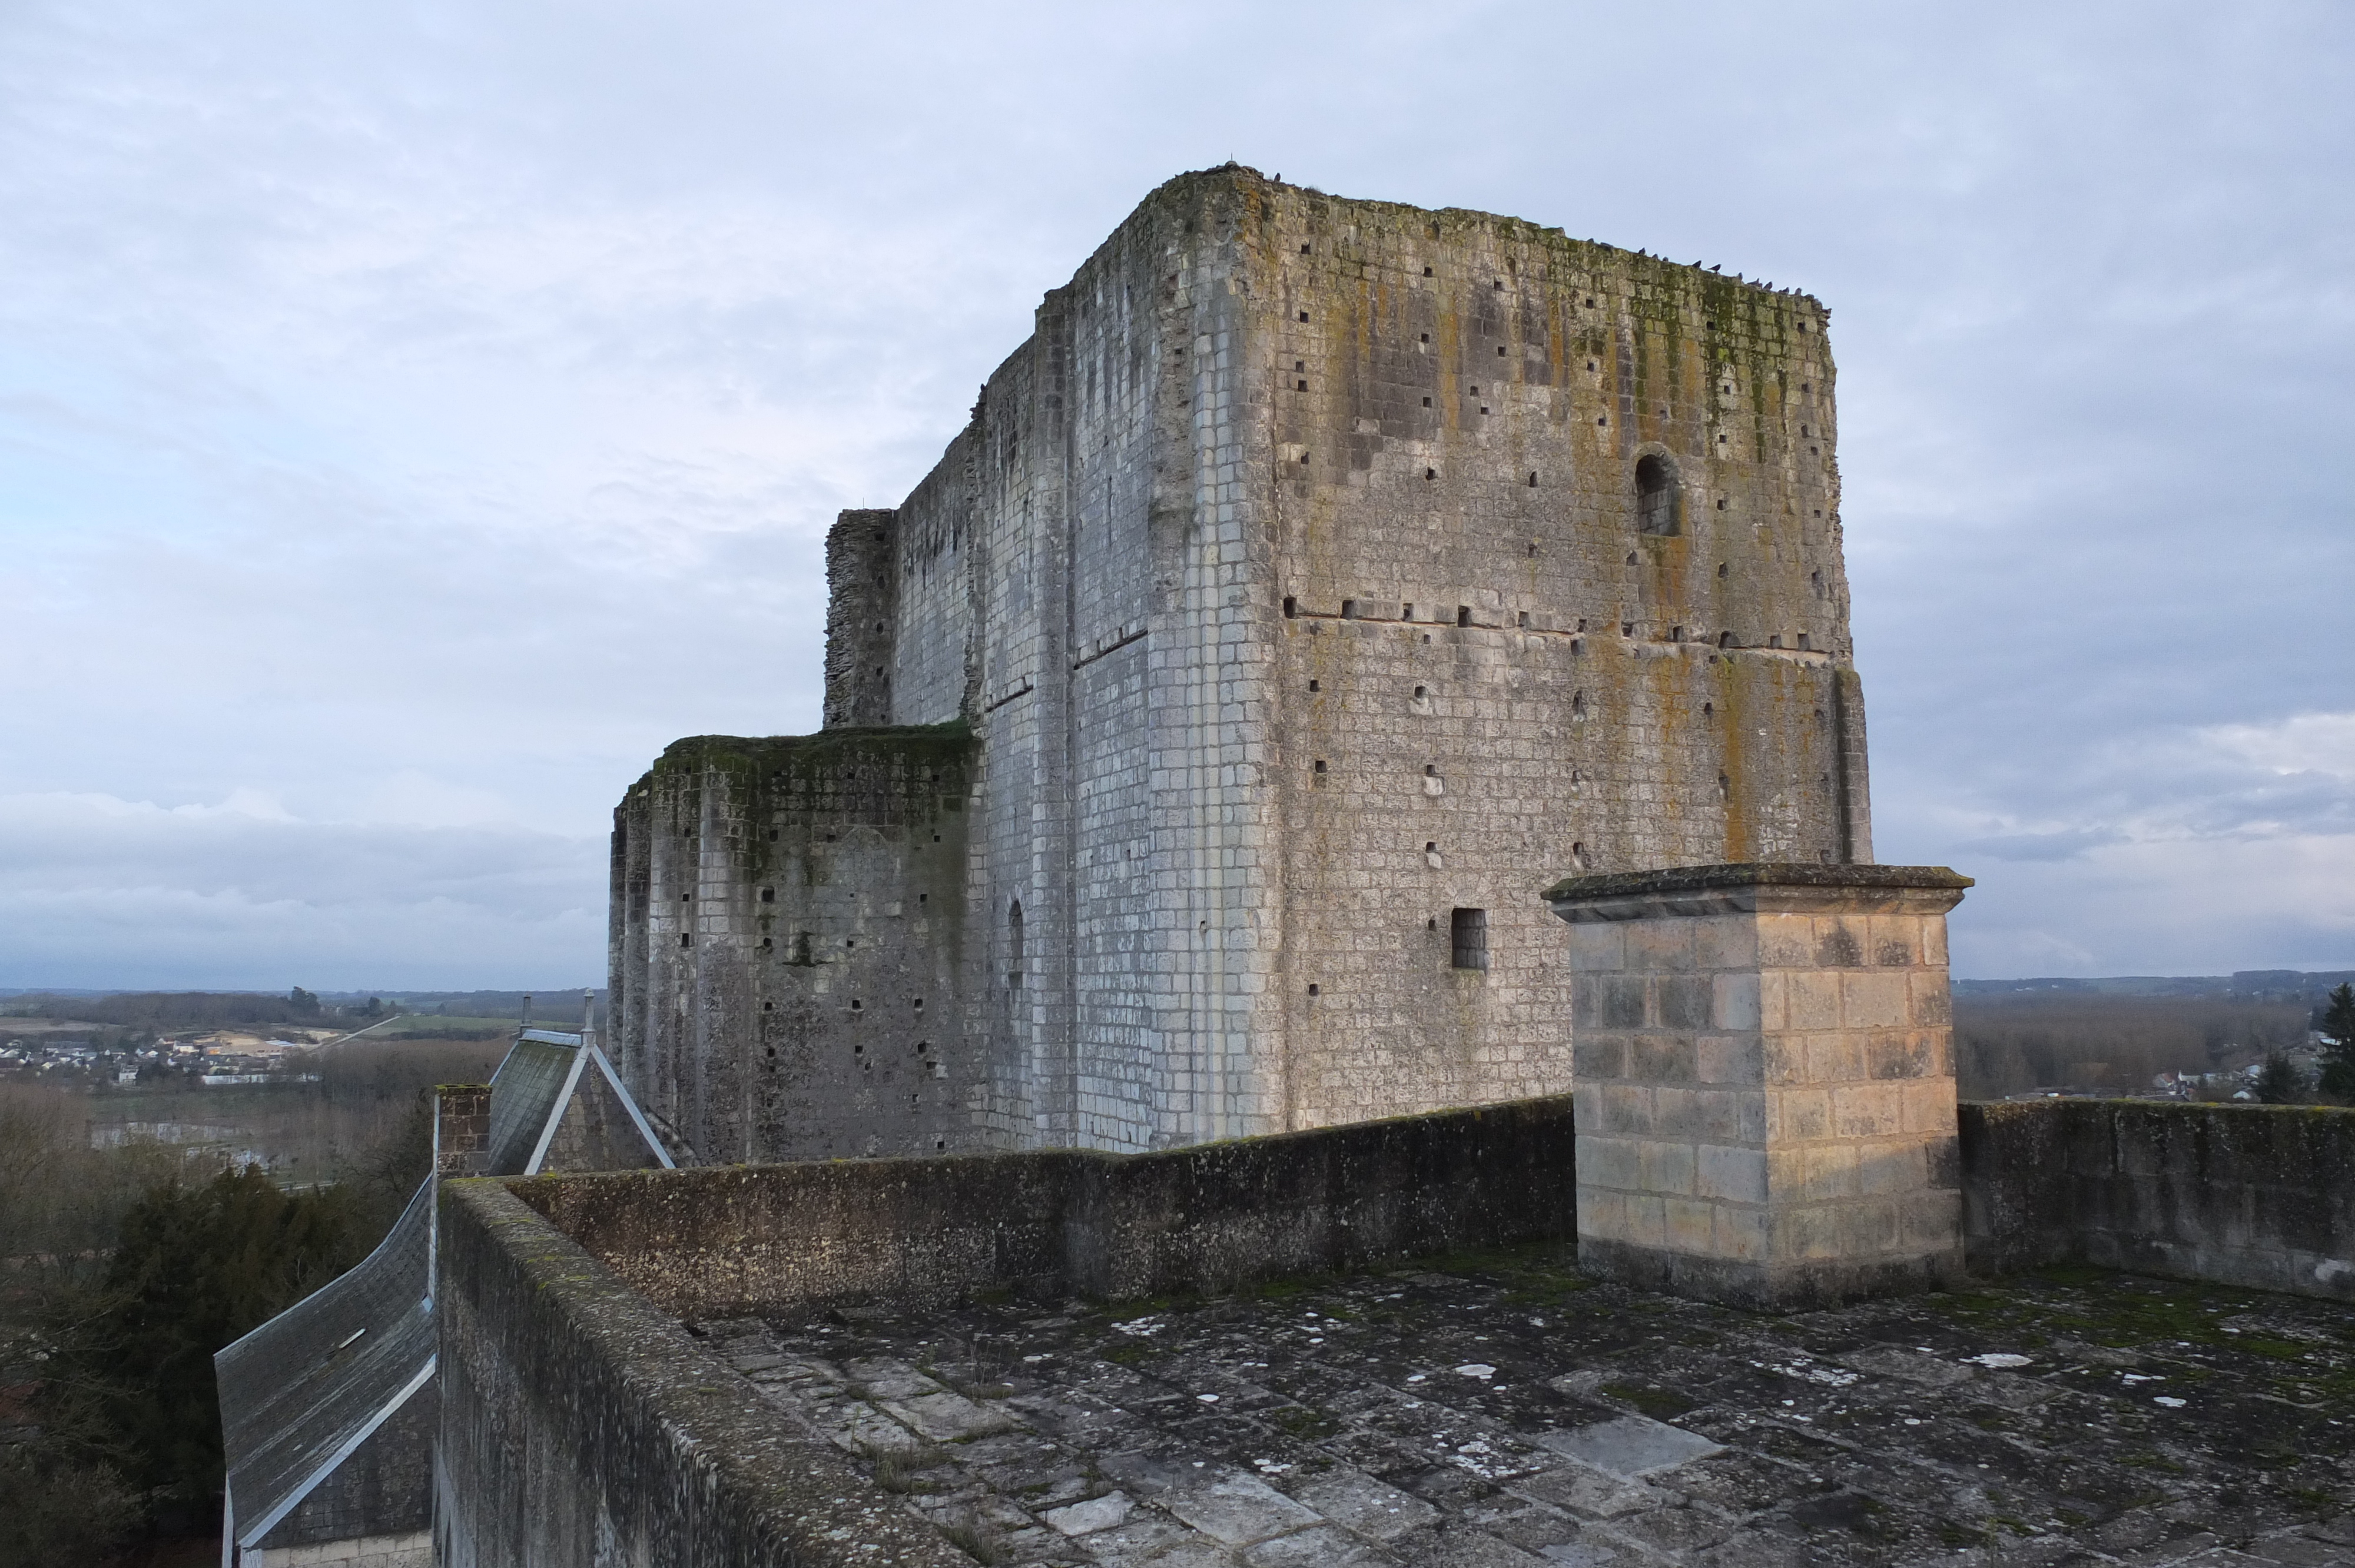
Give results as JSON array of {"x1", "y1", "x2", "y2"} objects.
[
  {"x1": 1546, "y1": 863, "x2": 1973, "y2": 1308},
  {"x1": 612, "y1": 164, "x2": 1872, "y2": 1161}
]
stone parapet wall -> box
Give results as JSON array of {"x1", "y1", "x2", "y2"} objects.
[
  {"x1": 503, "y1": 1094, "x2": 1578, "y2": 1318},
  {"x1": 436, "y1": 1178, "x2": 970, "y2": 1568},
  {"x1": 1959, "y1": 1098, "x2": 2355, "y2": 1303}
]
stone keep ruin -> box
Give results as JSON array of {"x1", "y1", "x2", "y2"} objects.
[{"x1": 611, "y1": 163, "x2": 1873, "y2": 1165}]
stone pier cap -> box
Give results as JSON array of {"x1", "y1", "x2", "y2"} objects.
[{"x1": 1543, "y1": 862, "x2": 1973, "y2": 922}]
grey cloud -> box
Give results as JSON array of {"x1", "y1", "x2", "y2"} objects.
[{"x1": 1, "y1": 0, "x2": 2350, "y2": 983}]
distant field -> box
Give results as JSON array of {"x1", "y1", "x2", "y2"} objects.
[{"x1": 368, "y1": 1014, "x2": 524, "y2": 1039}]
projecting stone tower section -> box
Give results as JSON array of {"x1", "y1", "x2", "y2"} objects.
[{"x1": 611, "y1": 164, "x2": 1874, "y2": 1161}]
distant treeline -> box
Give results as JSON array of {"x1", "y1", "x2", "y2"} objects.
[
  {"x1": 1956, "y1": 971, "x2": 2354, "y2": 1006},
  {"x1": 1, "y1": 986, "x2": 606, "y2": 1032},
  {"x1": 1954, "y1": 995, "x2": 2313, "y2": 1098},
  {"x1": 1, "y1": 990, "x2": 330, "y2": 1030}
]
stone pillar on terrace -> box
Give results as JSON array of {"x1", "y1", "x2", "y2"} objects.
[{"x1": 1543, "y1": 863, "x2": 1973, "y2": 1308}]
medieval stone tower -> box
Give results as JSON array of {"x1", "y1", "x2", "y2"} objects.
[{"x1": 610, "y1": 165, "x2": 1870, "y2": 1162}]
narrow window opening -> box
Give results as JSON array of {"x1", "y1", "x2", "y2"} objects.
[
  {"x1": 1716, "y1": 498, "x2": 1727, "y2": 510},
  {"x1": 1283, "y1": 596, "x2": 1298, "y2": 617},
  {"x1": 1299, "y1": 311, "x2": 1309, "y2": 322},
  {"x1": 1635, "y1": 453, "x2": 1680, "y2": 535},
  {"x1": 761, "y1": 888, "x2": 775, "y2": 903},
  {"x1": 1300, "y1": 451, "x2": 1311, "y2": 464},
  {"x1": 1301, "y1": 244, "x2": 1311, "y2": 254},
  {"x1": 1314, "y1": 759, "x2": 1327, "y2": 773},
  {"x1": 1341, "y1": 599, "x2": 1358, "y2": 619},
  {"x1": 1498, "y1": 344, "x2": 1507, "y2": 356},
  {"x1": 1421, "y1": 333, "x2": 1429, "y2": 343},
  {"x1": 1422, "y1": 397, "x2": 1432, "y2": 408},
  {"x1": 1671, "y1": 626, "x2": 1684, "y2": 642},
  {"x1": 1718, "y1": 563, "x2": 1729, "y2": 578},
  {"x1": 1424, "y1": 266, "x2": 1433, "y2": 276},
  {"x1": 1702, "y1": 701, "x2": 1713, "y2": 716},
  {"x1": 1308, "y1": 679, "x2": 1320, "y2": 692},
  {"x1": 1413, "y1": 685, "x2": 1426, "y2": 699},
  {"x1": 1402, "y1": 603, "x2": 1414, "y2": 619},
  {"x1": 1425, "y1": 465, "x2": 1435, "y2": 477},
  {"x1": 919, "y1": 892, "x2": 928, "y2": 903},
  {"x1": 1424, "y1": 763, "x2": 1437, "y2": 776},
  {"x1": 1298, "y1": 380, "x2": 1308, "y2": 391},
  {"x1": 1621, "y1": 622, "x2": 1634, "y2": 636},
  {"x1": 1797, "y1": 633, "x2": 1812, "y2": 650},
  {"x1": 1527, "y1": 471, "x2": 1538, "y2": 486},
  {"x1": 1009, "y1": 900, "x2": 1024, "y2": 991},
  {"x1": 1456, "y1": 606, "x2": 1471, "y2": 627},
  {"x1": 1296, "y1": 360, "x2": 1305, "y2": 371},
  {"x1": 1517, "y1": 612, "x2": 1530, "y2": 629},
  {"x1": 1626, "y1": 552, "x2": 1638, "y2": 566},
  {"x1": 1308, "y1": 983, "x2": 1321, "y2": 996},
  {"x1": 760, "y1": 936, "x2": 772, "y2": 950},
  {"x1": 1450, "y1": 908, "x2": 1490, "y2": 971},
  {"x1": 1718, "y1": 631, "x2": 1734, "y2": 647},
  {"x1": 1769, "y1": 634, "x2": 1782, "y2": 648},
  {"x1": 681, "y1": 933, "x2": 692, "y2": 948}
]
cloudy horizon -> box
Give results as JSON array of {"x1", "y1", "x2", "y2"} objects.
[{"x1": 2, "y1": 1, "x2": 2348, "y2": 990}]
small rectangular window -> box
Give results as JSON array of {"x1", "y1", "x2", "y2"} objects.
[{"x1": 1450, "y1": 908, "x2": 1488, "y2": 971}]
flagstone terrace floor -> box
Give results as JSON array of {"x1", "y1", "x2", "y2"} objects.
[{"x1": 685, "y1": 1245, "x2": 2355, "y2": 1567}]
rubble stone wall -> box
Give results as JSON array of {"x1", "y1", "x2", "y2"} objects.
[
  {"x1": 502, "y1": 1094, "x2": 1578, "y2": 1318},
  {"x1": 434, "y1": 1179, "x2": 968, "y2": 1568},
  {"x1": 1959, "y1": 1098, "x2": 2355, "y2": 1303}
]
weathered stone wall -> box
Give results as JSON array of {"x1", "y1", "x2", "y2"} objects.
[
  {"x1": 821, "y1": 508, "x2": 897, "y2": 729},
  {"x1": 1959, "y1": 1099, "x2": 2355, "y2": 1303},
  {"x1": 434, "y1": 1179, "x2": 969, "y2": 1568},
  {"x1": 617, "y1": 164, "x2": 1871, "y2": 1159},
  {"x1": 505, "y1": 1094, "x2": 1578, "y2": 1317},
  {"x1": 609, "y1": 725, "x2": 977, "y2": 1163}
]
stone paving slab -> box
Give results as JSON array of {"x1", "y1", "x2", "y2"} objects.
[{"x1": 686, "y1": 1244, "x2": 2355, "y2": 1565}]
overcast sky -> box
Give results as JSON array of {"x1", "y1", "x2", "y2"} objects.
[{"x1": 1, "y1": 1, "x2": 2348, "y2": 989}]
